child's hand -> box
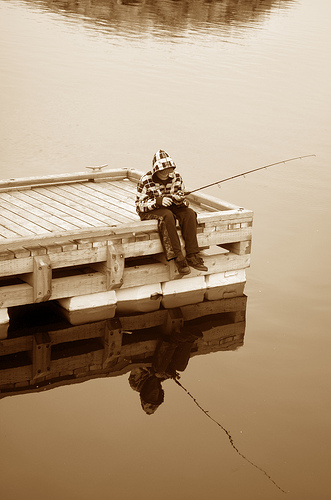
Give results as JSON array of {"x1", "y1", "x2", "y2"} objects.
[{"x1": 162, "y1": 196, "x2": 173, "y2": 207}]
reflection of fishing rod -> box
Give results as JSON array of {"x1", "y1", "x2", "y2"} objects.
[
  {"x1": 174, "y1": 378, "x2": 288, "y2": 494},
  {"x1": 184, "y1": 154, "x2": 316, "y2": 195}
]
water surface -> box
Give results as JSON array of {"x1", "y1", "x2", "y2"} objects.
[{"x1": 0, "y1": 1, "x2": 330, "y2": 499}]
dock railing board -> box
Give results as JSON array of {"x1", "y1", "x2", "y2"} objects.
[
  {"x1": 0, "y1": 169, "x2": 253, "y2": 316},
  {"x1": 0, "y1": 295, "x2": 247, "y2": 398}
]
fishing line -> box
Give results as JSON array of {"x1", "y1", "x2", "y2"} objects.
[
  {"x1": 174, "y1": 378, "x2": 288, "y2": 494},
  {"x1": 185, "y1": 154, "x2": 316, "y2": 195}
]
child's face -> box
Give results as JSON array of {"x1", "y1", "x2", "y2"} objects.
[{"x1": 156, "y1": 167, "x2": 174, "y2": 180}]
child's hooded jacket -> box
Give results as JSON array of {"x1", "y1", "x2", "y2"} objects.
[{"x1": 135, "y1": 150, "x2": 188, "y2": 214}]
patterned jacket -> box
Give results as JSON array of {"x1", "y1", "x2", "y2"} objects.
[{"x1": 135, "y1": 150, "x2": 188, "y2": 214}]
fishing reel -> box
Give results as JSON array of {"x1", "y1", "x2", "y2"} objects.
[{"x1": 172, "y1": 191, "x2": 186, "y2": 202}]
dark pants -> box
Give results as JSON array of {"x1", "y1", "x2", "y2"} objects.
[{"x1": 140, "y1": 205, "x2": 200, "y2": 260}]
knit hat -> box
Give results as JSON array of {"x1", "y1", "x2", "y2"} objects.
[{"x1": 152, "y1": 150, "x2": 176, "y2": 175}]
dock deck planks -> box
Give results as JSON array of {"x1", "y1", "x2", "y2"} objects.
[
  {"x1": 0, "y1": 170, "x2": 218, "y2": 245},
  {"x1": 0, "y1": 191, "x2": 78, "y2": 232}
]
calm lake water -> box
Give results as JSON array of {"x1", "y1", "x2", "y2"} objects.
[{"x1": 0, "y1": 0, "x2": 330, "y2": 499}]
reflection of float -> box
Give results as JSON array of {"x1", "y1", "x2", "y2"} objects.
[
  {"x1": 0, "y1": 295, "x2": 247, "y2": 399},
  {"x1": 0, "y1": 168, "x2": 252, "y2": 336}
]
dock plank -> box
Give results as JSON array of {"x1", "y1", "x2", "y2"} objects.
[
  {"x1": 0, "y1": 195, "x2": 68, "y2": 233},
  {"x1": 107, "y1": 179, "x2": 138, "y2": 198},
  {"x1": 0, "y1": 211, "x2": 42, "y2": 237},
  {"x1": 91, "y1": 182, "x2": 141, "y2": 212},
  {"x1": 33, "y1": 186, "x2": 113, "y2": 227},
  {"x1": 0, "y1": 191, "x2": 83, "y2": 231},
  {"x1": 17, "y1": 189, "x2": 100, "y2": 228},
  {"x1": 101, "y1": 179, "x2": 136, "y2": 197},
  {"x1": 76, "y1": 182, "x2": 138, "y2": 216},
  {"x1": 6, "y1": 190, "x2": 84, "y2": 231},
  {"x1": 0, "y1": 223, "x2": 22, "y2": 239},
  {"x1": 55, "y1": 183, "x2": 137, "y2": 223},
  {"x1": 89, "y1": 180, "x2": 136, "y2": 200},
  {"x1": 50, "y1": 184, "x2": 134, "y2": 224}
]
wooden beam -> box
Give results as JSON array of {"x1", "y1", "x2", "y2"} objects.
[
  {"x1": 0, "y1": 220, "x2": 158, "y2": 252},
  {"x1": 197, "y1": 210, "x2": 253, "y2": 224},
  {"x1": 50, "y1": 349, "x2": 104, "y2": 373},
  {"x1": 197, "y1": 227, "x2": 252, "y2": 247},
  {"x1": 126, "y1": 169, "x2": 144, "y2": 182},
  {"x1": 120, "y1": 310, "x2": 168, "y2": 331},
  {"x1": 0, "y1": 169, "x2": 129, "y2": 192}
]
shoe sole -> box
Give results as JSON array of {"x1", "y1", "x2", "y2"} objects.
[
  {"x1": 178, "y1": 269, "x2": 191, "y2": 275},
  {"x1": 189, "y1": 267, "x2": 208, "y2": 272}
]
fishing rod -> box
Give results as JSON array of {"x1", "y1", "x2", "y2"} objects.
[{"x1": 185, "y1": 154, "x2": 315, "y2": 195}]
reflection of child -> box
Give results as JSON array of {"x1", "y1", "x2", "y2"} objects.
[
  {"x1": 135, "y1": 150, "x2": 208, "y2": 275},
  {"x1": 128, "y1": 326, "x2": 202, "y2": 415},
  {"x1": 129, "y1": 367, "x2": 164, "y2": 415}
]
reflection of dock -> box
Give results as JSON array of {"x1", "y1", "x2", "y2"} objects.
[{"x1": 0, "y1": 296, "x2": 246, "y2": 399}]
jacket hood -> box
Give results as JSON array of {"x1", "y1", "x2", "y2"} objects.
[
  {"x1": 128, "y1": 367, "x2": 152, "y2": 392},
  {"x1": 140, "y1": 375, "x2": 164, "y2": 402},
  {"x1": 152, "y1": 150, "x2": 176, "y2": 176}
]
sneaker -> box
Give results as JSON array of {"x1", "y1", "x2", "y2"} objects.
[
  {"x1": 175, "y1": 256, "x2": 191, "y2": 275},
  {"x1": 186, "y1": 253, "x2": 208, "y2": 272}
]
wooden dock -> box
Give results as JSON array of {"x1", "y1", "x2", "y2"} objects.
[
  {"x1": 0, "y1": 168, "x2": 253, "y2": 334},
  {"x1": 0, "y1": 295, "x2": 247, "y2": 399}
]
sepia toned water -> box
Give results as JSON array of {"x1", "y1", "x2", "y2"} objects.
[{"x1": 0, "y1": 1, "x2": 330, "y2": 499}]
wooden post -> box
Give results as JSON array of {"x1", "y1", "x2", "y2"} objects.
[
  {"x1": 93, "y1": 241, "x2": 124, "y2": 290},
  {"x1": 107, "y1": 242, "x2": 124, "y2": 289},
  {"x1": 102, "y1": 318, "x2": 122, "y2": 368},
  {"x1": 33, "y1": 255, "x2": 52, "y2": 302},
  {"x1": 0, "y1": 308, "x2": 9, "y2": 340},
  {"x1": 32, "y1": 332, "x2": 51, "y2": 379}
]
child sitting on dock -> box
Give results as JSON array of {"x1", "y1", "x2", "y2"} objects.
[{"x1": 135, "y1": 149, "x2": 208, "y2": 275}]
